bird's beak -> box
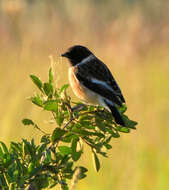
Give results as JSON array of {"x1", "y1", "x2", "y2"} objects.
[{"x1": 61, "y1": 52, "x2": 69, "y2": 58}]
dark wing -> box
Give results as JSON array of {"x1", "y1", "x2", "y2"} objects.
[
  {"x1": 75, "y1": 57, "x2": 125, "y2": 106},
  {"x1": 106, "y1": 69, "x2": 125, "y2": 103},
  {"x1": 104, "y1": 99, "x2": 125, "y2": 126}
]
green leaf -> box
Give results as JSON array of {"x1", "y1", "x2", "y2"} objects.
[
  {"x1": 28, "y1": 162, "x2": 35, "y2": 174},
  {"x1": 92, "y1": 151, "x2": 100, "y2": 172},
  {"x1": 78, "y1": 173, "x2": 87, "y2": 179},
  {"x1": 78, "y1": 166, "x2": 88, "y2": 173},
  {"x1": 10, "y1": 142, "x2": 22, "y2": 154},
  {"x1": 66, "y1": 161, "x2": 73, "y2": 171},
  {"x1": 2, "y1": 154, "x2": 12, "y2": 167},
  {"x1": 39, "y1": 174, "x2": 50, "y2": 188},
  {"x1": 0, "y1": 141, "x2": 9, "y2": 154},
  {"x1": 64, "y1": 173, "x2": 73, "y2": 179},
  {"x1": 107, "y1": 129, "x2": 120, "y2": 138},
  {"x1": 61, "y1": 133, "x2": 75, "y2": 143},
  {"x1": 71, "y1": 136, "x2": 78, "y2": 153},
  {"x1": 105, "y1": 135, "x2": 112, "y2": 144},
  {"x1": 49, "y1": 181, "x2": 59, "y2": 188},
  {"x1": 51, "y1": 128, "x2": 67, "y2": 143},
  {"x1": 88, "y1": 105, "x2": 95, "y2": 112},
  {"x1": 104, "y1": 144, "x2": 112, "y2": 149},
  {"x1": 99, "y1": 151, "x2": 107, "y2": 157},
  {"x1": 72, "y1": 151, "x2": 81, "y2": 161},
  {"x1": 79, "y1": 115, "x2": 93, "y2": 121},
  {"x1": 116, "y1": 126, "x2": 130, "y2": 133},
  {"x1": 9, "y1": 183, "x2": 16, "y2": 190},
  {"x1": 95, "y1": 119, "x2": 106, "y2": 132},
  {"x1": 49, "y1": 67, "x2": 53, "y2": 84},
  {"x1": 54, "y1": 89, "x2": 59, "y2": 98},
  {"x1": 92, "y1": 132, "x2": 105, "y2": 138},
  {"x1": 80, "y1": 120, "x2": 91, "y2": 127},
  {"x1": 122, "y1": 115, "x2": 138, "y2": 129},
  {"x1": 43, "y1": 82, "x2": 53, "y2": 97},
  {"x1": 72, "y1": 128, "x2": 91, "y2": 136},
  {"x1": 37, "y1": 143, "x2": 47, "y2": 157},
  {"x1": 118, "y1": 104, "x2": 127, "y2": 114},
  {"x1": 31, "y1": 95, "x2": 43, "y2": 107},
  {"x1": 0, "y1": 146, "x2": 3, "y2": 158},
  {"x1": 60, "y1": 155, "x2": 70, "y2": 165},
  {"x1": 41, "y1": 135, "x2": 50, "y2": 144},
  {"x1": 22, "y1": 118, "x2": 34, "y2": 126},
  {"x1": 59, "y1": 84, "x2": 69, "y2": 94},
  {"x1": 44, "y1": 100, "x2": 58, "y2": 111},
  {"x1": 30, "y1": 75, "x2": 43, "y2": 92},
  {"x1": 72, "y1": 166, "x2": 88, "y2": 179},
  {"x1": 82, "y1": 125, "x2": 95, "y2": 129},
  {"x1": 71, "y1": 137, "x2": 82, "y2": 161},
  {"x1": 0, "y1": 173, "x2": 8, "y2": 188},
  {"x1": 72, "y1": 128, "x2": 104, "y2": 138},
  {"x1": 58, "y1": 146, "x2": 72, "y2": 156},
  {"x1": 22, "y1": 119, "x2": 41, "y2": 132},
  {"x1": 22, "y1": 139, "x2": 36, "y2": 157},
  {"x1": 56, "y1": 114, "x2": 64, "y2": 126},
  {"x1": 43, "y1": 149, "x2": 52, "y2": 164}
]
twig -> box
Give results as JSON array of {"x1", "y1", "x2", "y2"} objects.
[
  {"x1": 34, "y1": 124, "x2": 49, "y2": 135},
  {"x1": 70, "y1": 167, "x2": 81, "y2": 190},
  {"x1": 63, "y1": 117, "x2": 74, "y2": 129}
]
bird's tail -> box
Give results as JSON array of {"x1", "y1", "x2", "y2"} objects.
[{"x1": 104, "y1": 99, "x2": 125, "y2": 126}]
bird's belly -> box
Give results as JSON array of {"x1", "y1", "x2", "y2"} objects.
[{"x1": 69, "y1": 67, "x2": 99, "y2": 105}]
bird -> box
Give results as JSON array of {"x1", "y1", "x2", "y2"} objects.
[{"x1": 61, "y1": 45, "x2": 126, "y2": 126}]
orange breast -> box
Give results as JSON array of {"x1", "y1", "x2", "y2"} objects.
[{"x1": 68, "y1": 67, "x2": 99, "y2": 104}]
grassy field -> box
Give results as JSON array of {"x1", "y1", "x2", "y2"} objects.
[{"x1": 0, "y1": 1, "x2": 169, "y2": 189}]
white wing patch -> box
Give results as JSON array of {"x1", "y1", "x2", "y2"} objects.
[
  {"x1": 90, "y1": 78, "x2": 122, "y2": 97},
  {"x1": 90, "y1": 78, "x2": 114, "y2": 92},
  {"x1": 77, "y1": 54, "x2": 95, "y2": 66}
]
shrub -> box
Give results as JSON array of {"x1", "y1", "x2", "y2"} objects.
[{"x1": 0, "y1": 67, "x2": 137, "y2": 190}]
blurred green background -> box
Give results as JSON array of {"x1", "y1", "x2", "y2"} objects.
[{"x1": 0, "y1": 0, "x2": 169, "y2": 189}]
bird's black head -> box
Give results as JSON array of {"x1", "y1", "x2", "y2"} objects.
[{"x1": 61, "y1": 45, "x2": 93, "y2": 66}]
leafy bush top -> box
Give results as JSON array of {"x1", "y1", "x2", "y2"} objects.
[{"x1": 0, "y1": 68, "x2": 137, "y2": 190}]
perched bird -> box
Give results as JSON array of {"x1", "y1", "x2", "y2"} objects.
[{"x1": 61, "y1": 45, "x2": 126, "y2": 126}]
